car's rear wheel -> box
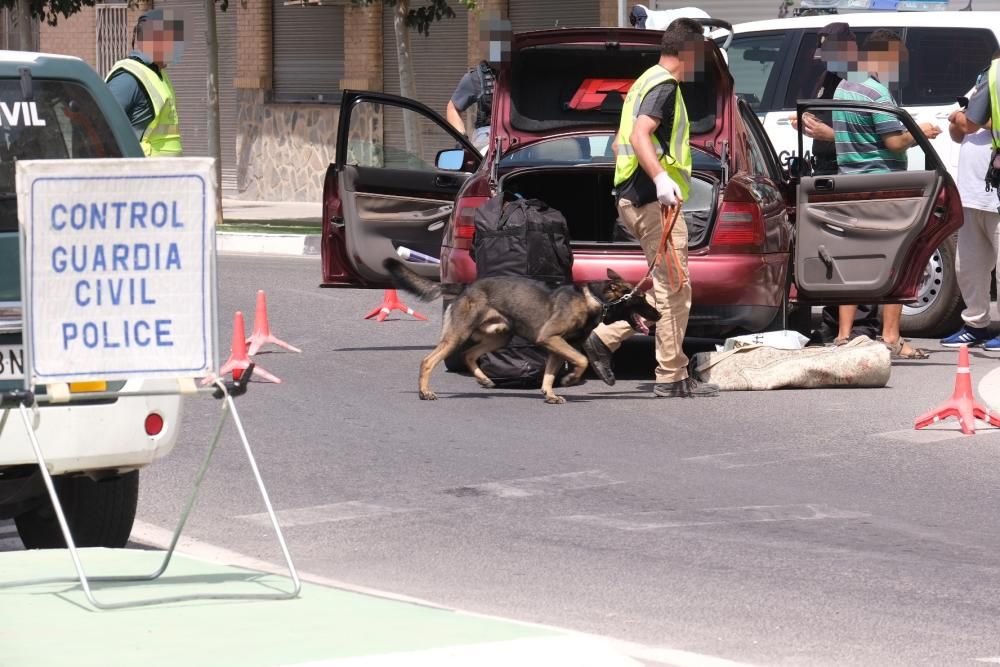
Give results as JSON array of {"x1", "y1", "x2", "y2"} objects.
[
  {"x1": 900, "y1": 236, "x2": 963, "y2": 339},
  {"x1": 15, "y1": 470, "x2": 139, "y2": 549}
]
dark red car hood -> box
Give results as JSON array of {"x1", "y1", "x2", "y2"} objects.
[{"x1": 492, "y1": 27, "x2": 733, "y2": 158}]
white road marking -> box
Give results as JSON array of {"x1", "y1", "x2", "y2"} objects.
[
  {"x1": 285, "y1": 636, "x2": 643, "y2": 667},
  {"x1": 559, "y1": 504, "x2": 869, "y2": 532},
  {"x1": 682, "y1": 449, "x2": 844, "y2": 469},
  {"x1": 130, "y1": 520, "x2": 756, "y2": 667},
  {"x1": 454, "y1": 470, "x2": 624, "y2": 498},
  {"x1": 975, "y1": 658, "x2": 1000, "y2": 664},
  {"x1": 236, "y1": 501, "x2": 412, "y2": 528},
  {"x1": 876, "y1": 422, "x2": 1000, "y2": 443}
]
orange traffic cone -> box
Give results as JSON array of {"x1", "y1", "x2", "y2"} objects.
[
  {"x1": 247, "y1": 290, "x2": 302, "y2": 356},
  {"x1": 914, "y1": 345, "x2": 1000, "y2": 435},
  {"x1": 203, "y1": 311, "x2": 281, "y2": 385},
  {"x1": 363, "y1": 289, "x2": 427, "y2": 322}
]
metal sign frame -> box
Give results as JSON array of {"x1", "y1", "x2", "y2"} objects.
[{"x1": 0, "y1": 370, "x2": 301, "y2": 609}]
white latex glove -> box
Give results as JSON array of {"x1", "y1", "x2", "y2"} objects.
[{"x1": 653, "y1": 172, "x2": 682, "y2": 207}]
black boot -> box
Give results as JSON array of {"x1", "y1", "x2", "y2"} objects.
[
  {"x1": 653, "y1": 377, "x2": 719, "y2": 398},
  {"x1": 582, "y1": 333, "x2": 615, "y2": 386}
]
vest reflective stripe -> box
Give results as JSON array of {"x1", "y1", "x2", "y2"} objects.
[
  {"x1": 614, "y1": 64, "x2": 691, "y2": 199},
  {"x1": 106, "y1": 59, "x2": 183, "y2": 157},
  {"x1": 989, "y1": 61, "x2": 1000, "y2": 150}
]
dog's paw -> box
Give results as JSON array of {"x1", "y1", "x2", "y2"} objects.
[
  {"x1": 477, "y1": 377, "x2": 496, "y2": 389},
  {"x1": 419, "y1": 391, "x2": 438, "y2": 401},
  {"x1": 544, "y1": 394, "x2": 567, "y2": 405}
]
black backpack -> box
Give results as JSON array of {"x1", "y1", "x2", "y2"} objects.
[{"x1": 468, "y1": 194, "x2": 574, "y2": 388}]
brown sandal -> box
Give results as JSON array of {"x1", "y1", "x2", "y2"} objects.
[{"x1": 879, "y1": 337, "x2": 930, "y2": 360}]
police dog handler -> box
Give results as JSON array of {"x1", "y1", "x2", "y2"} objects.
[
  {"x1": 106, "y1": 10, "x2": 184, "y2": 157},
  {"x1": 583, "y1": 18, "x2": 719, "y2": 398},
  {"x1": 447, "y1": 15, "x2": 511, "y2": 154}
]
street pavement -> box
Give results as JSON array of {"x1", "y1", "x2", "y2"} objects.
[{"x1": 5, "y1": 254, "x2": 1000, "y2": 666}]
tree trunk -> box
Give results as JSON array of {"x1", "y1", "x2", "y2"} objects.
[
  {"x1": 15, "y1": 0, "x2": 33, "y2": 51},
  {"x1": 203, "y1": 0, "x2": 224, "y2": 224},
  {"x1": 393, "y1": 0, "x2": 424, "y2": 161}
]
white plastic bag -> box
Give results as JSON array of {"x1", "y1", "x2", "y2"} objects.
[{"x1": 721, "y1": 330, "x2": 809, "y2": 353}]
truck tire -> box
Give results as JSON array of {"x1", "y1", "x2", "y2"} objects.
[
  {"x1": 900, "y1": 236, "x2": 964, "y2": 339},
  {"x1": 14, "y1": 470, "x2": 139, "y2": 549}
]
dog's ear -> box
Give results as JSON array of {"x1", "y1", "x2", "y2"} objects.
[{"x1": 607, "y1": 268, "x2": 623, "y2": 281}]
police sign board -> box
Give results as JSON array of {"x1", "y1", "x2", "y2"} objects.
[{"x1": 16, "y1": 158, "x2": 217, "y2": 385}]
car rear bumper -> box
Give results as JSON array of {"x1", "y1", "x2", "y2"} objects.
[
  {"x1": 0, "y1": 378, "x2": 183, "y2": 475},
  {"x1": 442, "y1": 247, "x2": 789, "y2": 335}
]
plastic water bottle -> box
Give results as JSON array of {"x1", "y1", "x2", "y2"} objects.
[{"x1": 396, "y1": 246, "x2": 441, "y2": 265}]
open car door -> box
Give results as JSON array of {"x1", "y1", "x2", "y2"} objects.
[
  {"x1": 322, "y1": 91, "x2": 482, "y2": 287},
  {"x1": 793, "y1": 100, "x2": 962, "y2": 303}
]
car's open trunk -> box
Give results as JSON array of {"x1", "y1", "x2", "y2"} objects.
[{"x1": 499, "y1": 166, "x2": 719, "y2": 250}]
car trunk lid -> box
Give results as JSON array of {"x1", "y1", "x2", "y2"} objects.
[{"x1": 494, "y1": 27, "x2": 733, "y2": 159}]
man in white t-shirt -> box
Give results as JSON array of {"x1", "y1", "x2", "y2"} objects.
[{"x1": 940, "y1": 59, "x2": 1000, "y2": 349}]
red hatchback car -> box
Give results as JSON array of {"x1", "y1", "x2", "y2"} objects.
[{"x1": 322, "y1": 26, "x2": 961, "y2": 342}]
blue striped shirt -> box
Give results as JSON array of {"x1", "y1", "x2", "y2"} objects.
[{"x1": 832, "y1": 77, "x2": 907, "y2": 174}]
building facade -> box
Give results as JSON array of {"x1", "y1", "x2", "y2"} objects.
[{"x1": 29, "y1": 0, "x2": 788, "y2": 203}]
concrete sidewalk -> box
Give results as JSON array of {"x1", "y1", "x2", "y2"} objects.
[
  {"x1": 0, "y1": 548, "x2": 641, "y2": 667},
  {"x1": 220, "y1": 198, "x2": 321, "y2": 257}
]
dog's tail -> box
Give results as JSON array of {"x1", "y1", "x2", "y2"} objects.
[{"x1": 383, "y1": 258, "x2": 443, "y2": 302}]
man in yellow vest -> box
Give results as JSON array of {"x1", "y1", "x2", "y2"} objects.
[
  {"x1": 106, "y1": 10, "x2": 184, "y2": 157},
  {"x1": 583, "y1": 18, "x2": 718, "y2": 398},
  {"x1": 950, "y1": 55, "x2": 1000, "y2": 193}
]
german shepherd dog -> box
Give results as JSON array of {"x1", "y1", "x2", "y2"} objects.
[{"x1": 383, "y1": 258, "x2": 660, "y2": 404}]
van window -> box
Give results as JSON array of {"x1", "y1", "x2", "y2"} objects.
[
  {"x1": 782, "y1": 30, "x2": 874, "y2": 111},
  {"x1": 902, "y1": 28, "x2": 998, "y2": 106},
  {"x1": 725, "y1": 33, "x2": 785, "y2": 113}
]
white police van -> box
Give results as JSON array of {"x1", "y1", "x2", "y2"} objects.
[
  {"x1": 0, "y1": 52, "x2": 183, "y2": 550},
  {"x1": 725, "y1": 3, "x2": 1000, "y2": 336}
]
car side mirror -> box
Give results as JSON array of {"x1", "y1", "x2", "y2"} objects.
[{"x1": 436, "y1": 148, "x2": 467, "y2": 171}]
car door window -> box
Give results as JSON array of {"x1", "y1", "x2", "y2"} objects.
[
  {"x1": 740, "y1": 102, "x2": 782, "y2": 182},
  {"x1": 901, "y1": 28, "x2": 998, "y2": 106},
  {"x1": 344, "y1": 100, "x2": 466, "y2": 172},
  {"x1": 725, "y1": 33, "x2": 786, "y2": 113}
]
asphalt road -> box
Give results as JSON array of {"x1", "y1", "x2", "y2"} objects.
[{"x1": 8, "y1": 254, "x2": 1000, "y2": 666}]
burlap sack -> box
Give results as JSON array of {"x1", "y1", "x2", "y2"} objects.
[{"x1": 690, "y1": 336, "x2": 891, "y2": 391}]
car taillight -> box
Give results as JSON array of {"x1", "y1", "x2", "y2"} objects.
[
  {"x1": 452, "y1": 196, "x2": 489, "y2": 251},
  {"x1": 145, "y1": 412, "x2": 164, "y2": 437},
  {"x1": 711, "y1": 201, "x2": 765, "y2": 252}
]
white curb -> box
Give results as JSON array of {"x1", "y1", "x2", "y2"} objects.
[{"x1": 217, "y1": 231, "x2": 321, "y2": 257}]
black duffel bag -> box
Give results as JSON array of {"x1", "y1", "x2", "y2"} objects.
[
  {"x1": 471, "y1": 195, "x2": 573, "y2": 286},
  {"x1": 467, "y1": 194, "x2": 574, "y2": 388}
]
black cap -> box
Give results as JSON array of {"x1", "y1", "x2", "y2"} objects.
[
  {"x1": 819, "y1": 22, "x2": 854, "y2": 41},
  {"x1": 629, "y1": 5, "x2": 648, "y2": 29}
]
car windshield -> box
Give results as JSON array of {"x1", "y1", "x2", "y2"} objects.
[
  {"x1": 0, "y1": 79, "x2": 123, "y2": 233},
  {"x1": 720, "y1": 33, "x2": 784, "y2": 113},
  {"x1": 0, "y1": 78, "x2": 124, "y2": 303}
]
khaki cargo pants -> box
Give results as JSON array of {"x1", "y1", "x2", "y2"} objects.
[{"x1": 593, "y1": 198, "x2": 691, "y2": 384}]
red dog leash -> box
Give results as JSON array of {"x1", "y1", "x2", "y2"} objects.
[{"x1": 636, "y1": 203, "x2": 685, "y2": 294}]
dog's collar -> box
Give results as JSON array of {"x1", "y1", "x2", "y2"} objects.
[{"x1": 599, "y1": 286, "x2": 641, "y2": 322}]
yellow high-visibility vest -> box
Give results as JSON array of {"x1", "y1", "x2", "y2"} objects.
[
  {"x1": 614, "y1": 64, "x2": 691, "y2": 199},
  {"x1": 989, "y1": 60, "x2": 1000, "y2": 150},
  {"x1": 106, "y1": 59, "x2": 183, "y2": 157}
]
